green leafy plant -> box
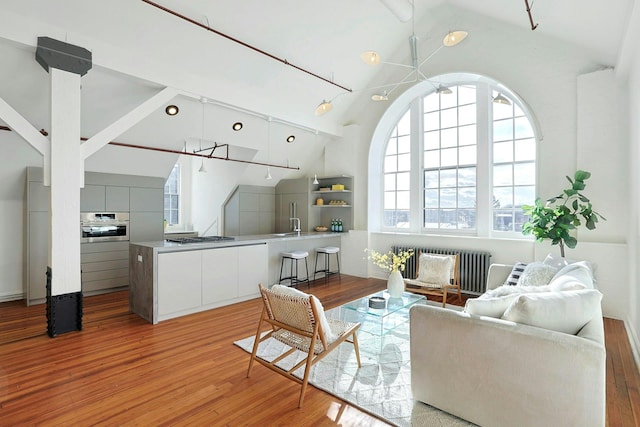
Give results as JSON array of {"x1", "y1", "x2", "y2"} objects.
[{"x1": 521, "y1": 170, "x2": 606, "y2": 257}]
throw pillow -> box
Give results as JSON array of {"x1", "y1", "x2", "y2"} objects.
[
  {"x1": 517, "y1": 262, "x2": 558, "y2": 286},
  {"x1": 417, "y1": 254, "x2": 452, "y2": 284},
  {"x1": 503, "y1": 262, "x2": 528, "y2": 286},
  {"x1": 270, "y1": 285, "x2": 337, "y2": 343},
  {"x1": 549, "y1": 261, "x2": 595, "y2": 289},
  {"x1": 501, "y1": 289, "x2": 603, "y2": 335},
  {"x1": 464, "y1": 294, "x2": 520, "y2": 318}
]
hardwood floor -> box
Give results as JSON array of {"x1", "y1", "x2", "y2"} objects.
[{"x1": 1, "y1": 276, "x2": 639, "y2": 426}]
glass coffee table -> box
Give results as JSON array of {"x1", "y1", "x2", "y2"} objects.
[{"x1": 336, "y1": 290, "x2": 426, "y2": 336}]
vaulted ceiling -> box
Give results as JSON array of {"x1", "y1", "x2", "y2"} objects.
[{"x1": 0, "y1": 0, "x2": 635, "y2": 177}]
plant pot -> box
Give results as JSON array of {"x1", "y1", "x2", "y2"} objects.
[{"x1": 387, "y1": 270, "x2": 404, "y2": 298}]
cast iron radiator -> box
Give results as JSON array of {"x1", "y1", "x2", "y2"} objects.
[{"x1": 392, "y1": 246, "x2": 492, "y2": 295}]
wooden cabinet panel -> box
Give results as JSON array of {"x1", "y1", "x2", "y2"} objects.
[
  {"x1": 157, "y1": 251, "x2": 202, "y2": 315},
  {"x1": 202, "y1": 247, "x2": 239, "y2": 304}
]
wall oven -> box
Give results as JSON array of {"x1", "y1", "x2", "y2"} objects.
[{"x1": 80, "y1": 212, "x2": 130, "y2": 243}]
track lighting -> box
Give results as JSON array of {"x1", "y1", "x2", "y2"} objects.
[
  {"x1": 199, "y1": 159, "x2": 207, "y2": 173},
  {"x1": 371, "y1": 91, "x2": 389, "y2": 101},
  {"x1": 265, "y1": 167, "x2": 272, "y2": 180},
  {"x1": 360, "y1": 51, "x2": 381, "y2": 65},
  {"x1": 443, "y1": 31, "x2": 468, "y2": 47},
  {"x1": 436, "y1": 84, "x2": 452, "y2": 94},
  {"x1": 313, "y1": 174, "x2": 319, "y2": 185}
]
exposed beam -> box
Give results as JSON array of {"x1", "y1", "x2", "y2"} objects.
[
  {"x1": 81, "y1": 86, "x2": 178, "y2": 160},
  {"x1": 0, "y1": 95, "x2": 49, "y2": 156}
]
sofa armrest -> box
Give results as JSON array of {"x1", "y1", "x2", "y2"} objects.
[
  {"x1": 486, "y1": 263, "x2": 513, "y2": 290},
  {"x1": 409, "y1": 304, "x2": 605, "y2": 427}
]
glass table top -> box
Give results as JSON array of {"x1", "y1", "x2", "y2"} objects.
[{"x1": 342, "y1": 290, "x2": 426, "y2": 319}]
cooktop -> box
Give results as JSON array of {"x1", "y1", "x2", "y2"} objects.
[{"x1": 165, "y1": 236, "x2": 235, "y2": 244}]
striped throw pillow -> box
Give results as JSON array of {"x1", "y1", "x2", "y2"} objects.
[{"x1": 504, "y1": 262, "x2": 528, "y2": 286}]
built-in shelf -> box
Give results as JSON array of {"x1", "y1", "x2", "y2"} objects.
[
  {"x1": 313, "y1": 204, "x2": 352, "y2": 207},
  {"x1": 312, "y1": 190, "x2": 352, "y2": 194}
]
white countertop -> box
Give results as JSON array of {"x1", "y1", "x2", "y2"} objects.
[{"x1": 131, "y1": 232, "x2": 343, "y2": 252}]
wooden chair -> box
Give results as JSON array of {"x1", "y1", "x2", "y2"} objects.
[
  {"x1": 247, "y1": 284, "x2": 361, "y2": 408},
  {"x1": 404, "y1": 252, "x2": 461, "y2": 307}
]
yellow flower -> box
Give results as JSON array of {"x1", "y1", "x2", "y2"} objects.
[{"x1": 365, "y1": 248, "x2": 414, "y2": 273}]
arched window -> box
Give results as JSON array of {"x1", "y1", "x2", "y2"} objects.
[{"x1": 377, "y1": 75, "x2": 538, "y2": 237}]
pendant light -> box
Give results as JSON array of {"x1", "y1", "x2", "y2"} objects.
[
  {"x1": 312, "y1": 131, "x2": 320, "y2": 184},
  {"x1": 265, "y1": 117, "x2": 273, "y2": 180},
  {"x1": 493, "y1": 93, "x2": 511, "y2": 105},
  {"x1": 198, "y1": 98, "x2": 207, "y2": 173}
]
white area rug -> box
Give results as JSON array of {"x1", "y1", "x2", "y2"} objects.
[{"x1": 234, "y1": 305, "x2": 475, "y2": 427}]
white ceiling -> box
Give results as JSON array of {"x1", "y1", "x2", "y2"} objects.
[{"x1": 0, "y1": 0, "x2": 635, "y2": 176}]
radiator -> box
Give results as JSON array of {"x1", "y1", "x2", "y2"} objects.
[{"x1": 392, "y1": 246, "x2": 492, "y2": 295}]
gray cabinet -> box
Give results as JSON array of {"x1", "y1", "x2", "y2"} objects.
[
  {"x1": 130, "y1": 212, "x2": 164, "y2": 242},
  {"x1": 223, "y1": 186, "x2": 275, "y2": 236},
  {"x1": 81, "y1": 241, "x2": 129, "y2": 293},
  {"x1": 130, "y1": 187, "x2": 163, "y2": 212},
  {"x1": 27, "y1": 211, "x2": 48, "y2": 302},
  {"x1": 106, "y1": 186, "x2": 130, "y2": 211},
  {"x1": 80, "y1": 185, "x2": 106, "y2": 211}
]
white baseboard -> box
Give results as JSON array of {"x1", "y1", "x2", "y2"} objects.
[
  {"x1": 0, "y1": 292, "x2": 25, "y2": 303},
  {"x1": 624, "y1": 317, "x2": 640, "y2": 375}
]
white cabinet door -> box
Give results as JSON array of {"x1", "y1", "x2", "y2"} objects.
[
  {"x1": 157, "y1": 251, "x2": 202, "y2": 316},
  {"x1": 238, "y1": 244, "x2": 268, "y2": 297},
  {"x1": 202, "y1": 247, "x2": 239, "y2": 305}
]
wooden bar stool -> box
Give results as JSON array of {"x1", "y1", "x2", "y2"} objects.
[
  {"x1": 313, "y1": 246, "x2": 340, "y2": 282},
  {"x1": 278, "y1": 250, "x2": 310, "y2": 288}
]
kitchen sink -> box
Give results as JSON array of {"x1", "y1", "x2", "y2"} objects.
[{"x1": 272, "y1": 232, "x2": 299, "y2": 237}]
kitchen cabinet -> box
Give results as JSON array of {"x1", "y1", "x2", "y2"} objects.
[
  {"x1": 223, "y1": 185, "x2": 275, "y2": 235},
  {"x1": 81, "y1": 241, "x2": 129, "y2": 294},
  {"x1": 106, "y1": 186, "x2": 130, "y2": 211},
  {"x1": 202, "y1": 247, "x2": 239, "y2": 304},
  {"x1": 81, "y1": 185, "x2": 130, "y2": 212},
  {"x1": 130, "y1": 212, "x2": 164, "y2": 243},
  {"x1": 130, "y1": 187, "x2": 163, "y2": 212},
  {"x1": 157, "y1": 251, "x2": 202, "y2": 316},
  {"x1": 146, "y1": 243, "x2": 268, "y2": 322},
  {"x1": 27, "y1": 211, "x2": 48, "y2": 302}
]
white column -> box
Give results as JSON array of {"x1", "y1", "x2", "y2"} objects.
[{"x1": 48, "y1": 67, "x2": 82, "y2": 296}]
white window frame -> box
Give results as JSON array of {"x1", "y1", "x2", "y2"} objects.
[{"x1": 370, "y1": 73, "x2": 540, "y2": 239}]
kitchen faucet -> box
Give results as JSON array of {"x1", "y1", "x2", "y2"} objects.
[{"x1": 290, "y1": 217, "x2": 301, "y2": 236}]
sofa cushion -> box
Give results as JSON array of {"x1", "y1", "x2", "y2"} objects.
[
  {"x1": 270, "y1": 285, "x2": 337, "y2": 343},
  {"x1": 501, "y1": 289, "x2": 603, "y2": 335},
  {"x1": 417, "y1": 254, "x2": 452, "y2": 284},
  {"x1": 517, "y1": 262, "x2": 558, "y2": 286},
  {"x1": 503, "y1": 262, "x2": 528, "y2": 286},
  {"x1": 464, "y1": 293, "x2": 521, "y2": 318},
  {"x1": 550, "y1": 261, "x2": 595, "y2": 289}
]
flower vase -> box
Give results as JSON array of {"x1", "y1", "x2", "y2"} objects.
[{"x1": 387, "y1": 270, "x2": 404, "y2": 298}]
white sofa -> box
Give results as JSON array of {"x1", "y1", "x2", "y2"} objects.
[{"x1": 409, "y1": 261, "x2": 606, "y2": 427}]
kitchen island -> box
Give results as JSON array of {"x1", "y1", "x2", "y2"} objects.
[{"x1": 129, "y1": 232, "x2": 342, "y2": 323}]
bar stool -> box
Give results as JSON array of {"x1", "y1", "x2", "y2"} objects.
[
  {"x1": 314, "y1": 246, "x2": 341, "y2": 282},
  {"x1": 278, "y1": 250, "x2": 310, "y2": 288}
]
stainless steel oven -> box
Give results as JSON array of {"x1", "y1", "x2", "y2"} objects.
[{"x1": 80, "y1": 212, "x2": 130, "y2": 243}]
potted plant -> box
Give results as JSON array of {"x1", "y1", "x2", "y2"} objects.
[{"x1": 522, "y1": 170, "x2": 606, "y2": 257}]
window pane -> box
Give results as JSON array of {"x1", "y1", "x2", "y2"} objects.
[
  {"x1": 514, "y1": 185, "x2": 535, "y2": 207},
  {"x1": 459, "y1": 104, "x2": 476, "y2": 126},
  {"x1": 424, "y1": 130, "x2": 439, "y2": 150},
  {"x1": 397, "y1": 153, "x2": 411, "y2": 171},
  {"x1": 458, "y1": 167, "x2": 476, "y2": 187},
  {"x1": 423, "y1": 93, "x2": 439, "y2": 112},
  {"x1": 459, "y1": 145, "x2": 476, "y2": 165},
  {"x1": 424, "y1": 170, "x2": 439, "y2": 188},
  {"x1": 397, "y1": 191, "x2": 410, "y2": 209},
  {"x1": 397, "y1": 135, "x2": 411, "y2": 153},
  {"x1": 514, "y1": 138, "x2": 536, "y2": 161},
  {"x1": 493, "y1": 187, "x2": 513, "y2": 207},
  {"x1": 384, "y1": 156, "x2": 397, "y2": 172},
  {"x1": 424, "y1": 209, "x2": 439, "y2": 227},
  {"x1": 458, "y1": 187, "x2": 476, "y2": 208},
  {"x1": 396, "y1": 172, "x2": 410, "y2": 190},
  {"x1": 459, "y1": 124, "x2": 476, "y2": 145},
  {"x1": 440, "y1": 87, "x2": 457, "y2": 109},
  {"x1": 441, "y1": 147, "x2": 457, "y2": 167},
  {"x1": 384, "y1": 174, "x2": 396, "y2": 191},
  {"x1": 514, "y1": 117, "x2": 534, "y2": 139},
  {"x1": 397, "y1": 111, "x2": 411, "y2": 136},
  {"x1": 459, "y1": 209, "x2": 476, "y2": 229},
  {"x1": 424, "y1": 111, "x2": 440, "y2": 131},
  {"x1": 493, "y1": 141, "x2": 513, "y2": 163},
  {"x1": 424, "y1": 150, "x2": 439, "y2": 168},
  {"x1": 440, "y1": 189, "x2": 456, "y2": 208},
  {"x1": 439, "y1": 209, "x2": 456, "y2": 228},
  {"x1": 514, "y1": 162, "x2": 536, "y2": 185},
  {"x1": 493, "y1": 164, "x2": 513, "y2": 186},
  {"x1": 384, "y1": 192, "x2": 396, "y2": 209},
  {"x1": 385, "y1": 139, "x2": 397, "y2": 155},
  {"x1": 493, "y1": 119, "x2": 513, "y2": 142},
  {"x1": 494, "y1": 210, "x2": 514, "y2": 231},
  {"x1": 424, "y1": 189, "x2": 438, "y2": 208},
  {"x1": 440, "y1": 169, "x2": 456, "y2": 187},
  {"x1": 441, "y1": 107, "x2": 457, "y2": 128},
  {"x1": 458, "y1": 86, "x2": 476, "y2": 105},
  {"x1": 441, "y1": 128, "x2": 457, "y2": 148}
]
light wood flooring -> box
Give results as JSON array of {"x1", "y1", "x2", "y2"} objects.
[{"x1": 1, "y1": 275, "x2": 639, "y2": 426}]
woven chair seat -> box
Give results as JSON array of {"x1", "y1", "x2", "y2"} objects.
[{"x1": 272, "y1": 317, "x2": 359, "y2": 354}]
